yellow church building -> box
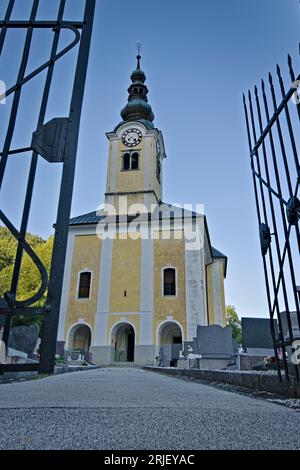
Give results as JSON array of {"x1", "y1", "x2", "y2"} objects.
[{"x1": 57, "y1": 55, "x2": 227, "y2": 366}]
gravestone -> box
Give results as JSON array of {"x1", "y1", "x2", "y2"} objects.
[
  {"x1": 8, "y1": 325, "x2": 39, "y2": 356},
  {"x1": 159, "y1": 343, "x2": 182, "y2": 367},
  {"x1": 242, "y1": 317, "x2": 278, "y2": 354},
  {"x1": 193, "y1": 325, "x2": 234, "y2": 359},
  {"x1": 279, "y1": 311, "x2": 300, "y2": 340}
]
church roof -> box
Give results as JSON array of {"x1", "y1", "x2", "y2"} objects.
[
  {"x1": 68, "y1": 203, "x2": 199, "y2": 226},
  {"x1": 211, "y1": 246, "x2": 227, "y2": 260},
  {"x1": 69, "y1": 210, "x2": 104, "y2": 225},
  {"x1": 211, "y1": 246, "x2": 228, "y2": 277},
  {"x1": 69, "y1": 207, "x2": 227, "y2": 276}
]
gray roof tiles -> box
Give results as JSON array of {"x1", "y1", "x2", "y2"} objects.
[{"x1": 69, "y1": 209, "x2": 227, "y2": 265}]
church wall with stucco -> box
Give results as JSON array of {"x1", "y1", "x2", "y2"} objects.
[
  {"x1": 64, "y1": 234, "x2": 101, "y2": 342},
  {"x1": 153, "y1": 232, "x2": 187, "y2": 342}
]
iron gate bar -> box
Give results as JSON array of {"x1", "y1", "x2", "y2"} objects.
[
  {"x1": 0, "y1": 0, "x2": 40, "y2": 355},
  {"x1": 258, "y1": 80, "x2": 296, "y2": 333},
  {"x1": 0, "y1": 209, "x2": 48, "y2": 307},
  {"x1": 0, "y1": 25, "x2": 81, "y2": 103},
  {"x1": 251, "y1": 169, "x2": 288, "y2": 204},
  {"x1": 269, "y1": 74, "x2": 293, "y2": 198},
  {"x1": 0, "y1": 147, "x2": 33, "y2": 157},
  {"x1": 277, "y1": 65, "x2": 300, "y2": 180},
  {"x1": 268, "y1": 72, "x2": 300, "y2": 333},
  {"x1": 250, "y1": 72, "x2": 300, "y2": 157},
  {"x1": 254, "y1": 85, "x2": 296, "y2": 378},
  {"x1": 261, "y1": 78, "x2": 300, "y2": 337},
  {"x1": 244, "y1": 95, "x2": 286, "y2": 382},
  {"x1": 271, "y1": 227, "x2": 296, "y2": 318},
  {"x1": 39, "y1": 0, "x2": 96, "y2": 374},
  {"x1": 0, "y1": 0, "x2": 14, "y2": 54},
  {"x1": 0, "y1": 0, "x2": 96, "y2": 375},
  {"x1": 247, "y1": 92, "x2": 287, "y2": 381},
  {"x1": 0, "y1": 307, "x2": 45, "y2": 316},
  {"x1": 0, "y1": 0, "x2": 39, "y2": 189},
  {"x1": 0, "y1": 21, "x2": 84, "y2": 29},
  {"x1": 244, "y1": 52, "x2": 300, "y2": 382},
  {"x1": 9, "y1": 0, "x2": 66, "y2": 313}
]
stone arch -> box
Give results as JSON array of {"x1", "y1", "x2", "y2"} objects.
[
  {"x1": 111, "y1": 321, "x2": 136, "y2": 363},
  {"x1": 67, "y1": 323, "x2": 92, "y2": 353},
  {"x1": 157, "y1": 320, "x2": 183, "y2": 347}
]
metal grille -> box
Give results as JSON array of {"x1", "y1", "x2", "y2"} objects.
[
  {"x1": 0, "y1": 0, "x2": 95, "y2": 374},
  {"x1": 244, "y1": 53, "x2": 300, "y2": 382}
]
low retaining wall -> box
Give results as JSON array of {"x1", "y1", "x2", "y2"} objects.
[
  {"x1": 0, "y1": 365, "x2": 100, "y2": 384},
  {"x1": 144, "y1": 366, "x2": 300, "y2": 398}
]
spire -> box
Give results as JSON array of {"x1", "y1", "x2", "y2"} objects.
[
  {"x1": 136, "y1": 41, "x2": 142, "y2": 69},
  {"x1": 119, "y1": 50, "x2": 155, "y2": 128}
]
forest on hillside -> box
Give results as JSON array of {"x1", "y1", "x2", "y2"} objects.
[{"x1": 0, "y1": 227, "x2": 53, "y2": 328}]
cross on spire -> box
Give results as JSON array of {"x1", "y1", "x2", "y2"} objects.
[
  {"x1": 136, "y1": 41, "x2": 142, "y2": 68},
  {"x1": 136, "y1": 41, "x2": 142, "y2": 57}
]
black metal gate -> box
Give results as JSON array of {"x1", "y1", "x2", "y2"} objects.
[
  {"x1": 0, "y1": 0, "x2": 95, "y2": 374},
  {"x1": 244, "y1": 53, "x2": 300, "y2": 382}
]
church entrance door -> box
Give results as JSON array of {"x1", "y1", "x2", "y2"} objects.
[
  {"x1": 127, "y1": 329, "x2": 135, "y2": 362},
  {"x1": 113, "y1": 323, "x2": 135, "y2": 363}
]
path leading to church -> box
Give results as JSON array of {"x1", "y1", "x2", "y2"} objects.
[{"x1": 0, "y1": 367, "x2": 299, "y2": 450}]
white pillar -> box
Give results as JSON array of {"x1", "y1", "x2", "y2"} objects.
[
  {"x1": 57, "y1": 231, "x2": 75, "y2": 341},
  {"x1": 93, "y1": 237, "x2": 113, "y2": 346},
  {"x1": 139, "y1": 234, "x2": 153, "y2": 345},
  {"x1": 184, "y1": 243, "x2": 207, "y2": 341}
]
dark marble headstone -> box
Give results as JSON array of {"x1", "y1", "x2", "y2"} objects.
[
  {"x1": 242, "y1": 318, "x2": 278, "y2": 350},
  {"x1": 279, "y1": 312, "x2": 300, "y2": 340},
  {"x1": 193, "y1": 325, "x2": 234, "y2": 358},
  {"x1": 8, "y1": 325, "x2": 39, "y2": 355},
  {"x1": 159, "y1": 343, "x2": 182, "y2": 367},
  {"x1": 56, "y1": 341, "x2": 65, "y2": 356}
]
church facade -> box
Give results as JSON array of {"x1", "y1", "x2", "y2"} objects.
[{"x1": 57, "y1": 55, "x2": 227, "y2": 366}]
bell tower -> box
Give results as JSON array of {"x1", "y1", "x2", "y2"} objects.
[{"x1": 105, "y1": 54, "x2": 166, "y2": 214}]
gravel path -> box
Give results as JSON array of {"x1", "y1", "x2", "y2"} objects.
[{"x1": 0, "y1": 367, "x2": 299, "y2": 450}]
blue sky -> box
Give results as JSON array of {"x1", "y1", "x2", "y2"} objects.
[{"x1": 1, "y1": 0, "x2": 300, "y2": 318}]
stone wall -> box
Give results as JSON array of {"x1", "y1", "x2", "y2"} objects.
[{"x1": 144, "y1": 366, "x2": 300, "y2": 398}]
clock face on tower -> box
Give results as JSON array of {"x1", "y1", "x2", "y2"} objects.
[{"x1": 122, "y1": 128, "x2": 142, "y2": 147}]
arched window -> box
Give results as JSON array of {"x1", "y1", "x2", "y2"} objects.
[
  {"x1": 78, "y1": 271, "x2": 91, "y2": 299},
  {"x1": 123, "y1": 153, "x2": 130, "y2": 171},
  {"x1": 131, "y1": 152, "x2": 139, "y2": 170},
  {"x1": 163, "y1": 268, "x2": 176, "y2": 296},
  {"x1": 122, "y1": 151, "x2": 140, "y2": 171}
]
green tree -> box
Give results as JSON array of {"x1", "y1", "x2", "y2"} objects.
[
  {"x1": 0, "y1": 227, "x2": 44, "y2": 271},
  {"x1": 226, "y1": 305, "x2": 242, "y2": 345},
  {"x1": 0, "y1": 229, "x2": 54, "y2": 330}
]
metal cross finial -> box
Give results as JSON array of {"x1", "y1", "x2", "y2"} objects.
[
  {"x1": 136, "y1": 41, "x2": 142, "y2": 68},
  {"x1": 136, "y1": 41, "x2": 142, "y2": 57}
]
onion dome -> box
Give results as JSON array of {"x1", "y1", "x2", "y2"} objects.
[{"x1": 119, "y1": 54, "x2": 155, "y2": 127}]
